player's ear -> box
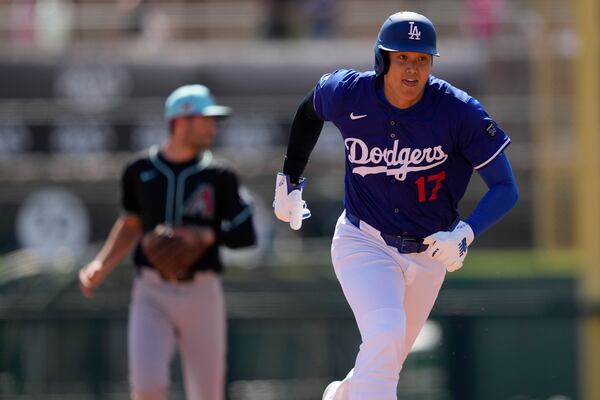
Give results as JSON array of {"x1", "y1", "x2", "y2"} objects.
[{"x1": 170, "y1": 117, "x2": 188, "y2": 135}]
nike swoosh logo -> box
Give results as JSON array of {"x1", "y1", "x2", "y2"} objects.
[
  {"x1": 140, "y1": 170, "x2": 158, "y2": 182},
  {"x1": 350, "y1": 112, "x2": 367, "y2": 120}
]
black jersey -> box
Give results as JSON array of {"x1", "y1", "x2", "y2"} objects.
[{"x1": 122, "y1": 146, "x2": 256, "y2": 274}]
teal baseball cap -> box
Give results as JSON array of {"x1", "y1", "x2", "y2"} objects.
[{"x1": 164, "y1": 84, "x2": 231, "y2": 120}]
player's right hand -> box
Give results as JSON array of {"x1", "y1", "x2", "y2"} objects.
[
  {"x1": 79, "y1": 260, "x2": 107, "y2": 298},
  {"x1": 273, "y1": 172, "x2": 311, "y2": 230}
]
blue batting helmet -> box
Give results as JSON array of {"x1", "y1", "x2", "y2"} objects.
[
  {"x1": 374, "y1": 11, "x2": 440, "y2": 77},
  {"x1": 164, "y1": 84, "x2": 231, "y2": 120}
]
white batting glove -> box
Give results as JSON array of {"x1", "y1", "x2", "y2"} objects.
[
  {"x1": 273, "y1": 173, "x2": 311, "y2": 230},
  {"x1": 423, "y1": 221, "x2": 475, "y2": 272}
]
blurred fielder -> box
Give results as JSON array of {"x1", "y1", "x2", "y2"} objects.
[
  {"x1": 273, "y1": 11, "x2": 518, "y2": 400},
  {"x1": 79, "y1": 84, "x2": 256, "y2": 400}
]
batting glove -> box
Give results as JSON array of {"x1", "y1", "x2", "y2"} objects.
[
  {"x1": 423, "y1": 221, "x2": 475, "y2": 272},
  {"x1": 273, "y1": 172, "x2": 311, "y2": 230}
]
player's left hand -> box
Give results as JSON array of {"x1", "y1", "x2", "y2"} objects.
[
  {"x1": 141, "y1": 224, "x2": 211, "y2": 281},
  {"x1": 423, "y1": 221, "x2": 474, "y2": 272}
]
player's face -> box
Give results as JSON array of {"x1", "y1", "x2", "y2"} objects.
[
  {"x1": 183, "y1": 116, "x2": 217, "y2": 151},
  {"x1": 384, "y1": 51, "x2": 432, "y2": 108}
]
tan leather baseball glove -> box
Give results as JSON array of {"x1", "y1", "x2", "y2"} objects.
[{"x1": 141, "y1": 224, "x2": 214, "y2": 281}]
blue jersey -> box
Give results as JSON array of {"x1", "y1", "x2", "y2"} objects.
[{"x1": 313, "y1": 69, "x2": 511, "y2": 238}]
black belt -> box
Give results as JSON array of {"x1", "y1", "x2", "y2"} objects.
[
  {"x1": 345, "y1": 211, "x2": 429, "y2": 254},
  {"x1": 139, "y1": 266, "x2": 202, "y2": 282},
  {"x1": 164, "y1": 270, "x2": 197, "y2": 282}
]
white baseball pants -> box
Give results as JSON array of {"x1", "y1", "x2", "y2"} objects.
[
  {"x1": 128, "y1": 269, "x2": 226, "y2": 400},
  {"x1": 329, "y1": 211, "x2": 446, "y2": 400}
]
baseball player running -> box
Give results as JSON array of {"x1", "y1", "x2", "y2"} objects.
[
  {"x1": 79, "y1": 84, "x2": 256, "y2": 400},
  {"x1": 273, "y1": 11, "x2": 518, "y2": 400}
]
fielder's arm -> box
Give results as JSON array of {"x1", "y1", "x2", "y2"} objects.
[{"x1": 79, "y1": 213, "x2": 142, "y2": 297}]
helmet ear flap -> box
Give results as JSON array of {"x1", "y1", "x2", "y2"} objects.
[{"x1": 374, "y1": 47, "x2": 389, "y2": 77}]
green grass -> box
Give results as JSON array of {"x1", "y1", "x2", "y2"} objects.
[
  {"x1": 223, "y1": 248, "x2": 580, "y2": 282},
  {"x1": 450, "y1": 248, "x2": 579, "y2": 278},
  {"x1": 0, "y1": 248, "x2": 581, "y2": 287}
]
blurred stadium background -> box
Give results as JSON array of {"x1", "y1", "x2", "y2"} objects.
[{"x1": 0, "y1": 0, "x2": 598, "y2": 399}]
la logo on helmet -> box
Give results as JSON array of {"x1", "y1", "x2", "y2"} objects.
[{"x1": 408, "y1": 21, "x2": 421, "y2": 40}]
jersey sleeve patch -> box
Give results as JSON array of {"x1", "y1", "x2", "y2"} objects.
[
  {"x1": 485, "y1": 121, "x2": 498, "y2": 137},
  {"x1": 459, "y1": 98, "x2": 512, "y2": 169}
]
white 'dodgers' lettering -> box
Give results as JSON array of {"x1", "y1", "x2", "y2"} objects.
[{"x1": 345, "y1": 138, "x2": 448, "y2": 181}]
